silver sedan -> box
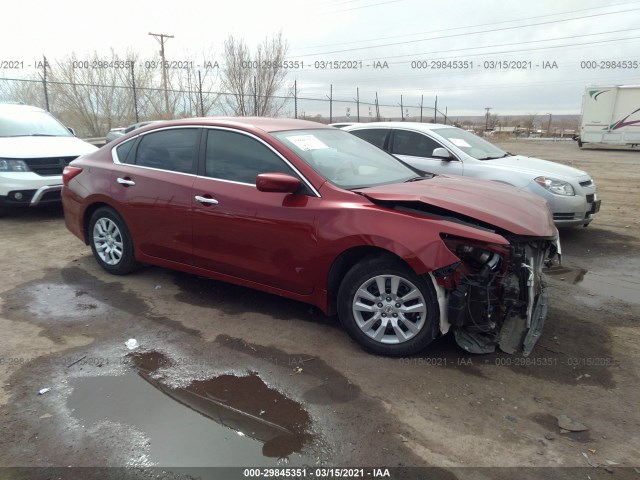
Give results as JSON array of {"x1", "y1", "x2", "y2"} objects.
[{"x1": 345, "y1": 122, "x2": 600, "y2": 227}]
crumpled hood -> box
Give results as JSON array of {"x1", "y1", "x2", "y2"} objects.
[
  {"x1": 355, "y1": 175, "x2": 557, "y2": 237},
  {"x1": 485, "y1": 155, "x2": 590, "y2": 180},
  {"x1": 0, "y1": 136, "x2": 98, "y2": 158}
]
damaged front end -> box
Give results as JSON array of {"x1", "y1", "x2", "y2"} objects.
[{"x1": 433, "y1": 234, "x2": 559, "y2": 356}]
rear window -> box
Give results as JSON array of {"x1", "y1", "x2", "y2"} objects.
[{"x1": 115, "y1": 140, "x2": 135, "y2": 164}]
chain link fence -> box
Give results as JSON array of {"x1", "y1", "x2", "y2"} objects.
[{"x1": 0, "y1": 76, "x2": 446, "y2": 139}]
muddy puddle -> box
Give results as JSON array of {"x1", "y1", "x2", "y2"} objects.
[
  {"x1": 546, "y1": 264, "x2": 639, "y2": 305},
  {"x1": 67, "y1": 351, "x2": 317, "y2": 467}
]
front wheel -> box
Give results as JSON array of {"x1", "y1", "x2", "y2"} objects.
[
  {"x1": 337, "y1": 256, "x2": 440, "y2": 356},
  {"x1": 89, "y1": 207, "x2": 137, "y2": 275}
]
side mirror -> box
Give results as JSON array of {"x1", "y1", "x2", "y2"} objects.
[
  {"x1": 432, "y1": 147, "x2": 453, "y2": 160},
  {"x1": 67, "y1": 127, "x2": 76, "y2": 136},
  {"x1": 256, "y1": 173, "x2": 301, "y2": 193}
]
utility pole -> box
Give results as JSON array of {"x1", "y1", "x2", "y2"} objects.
[
  {"x1": 485, "y1": 107, "x2": 492, "y2": 131},
  {"x1": 547, "y1": 113, "x2": 552, "y2": 137},
  {"x1": 148, "y1": 32, "x2": 174, "y2": 116},
  {"x1": 420, "y1": 94, "x2": 424, "y2": 122}
]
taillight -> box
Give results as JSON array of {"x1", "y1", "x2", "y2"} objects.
[{"x1": 62, "y1": 166, "x2": 83, "y2": 186}]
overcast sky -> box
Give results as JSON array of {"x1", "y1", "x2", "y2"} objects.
[{"x1": 1, "y1": 0, "x2": 639, "y2": 117}]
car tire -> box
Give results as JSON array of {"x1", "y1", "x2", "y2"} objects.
[
  {"x1": 89, "y1": 207, "x2": 138, "y2": 275},
  {"x1": 337, "y1": 255, "x2": 440, "y2": 356}
]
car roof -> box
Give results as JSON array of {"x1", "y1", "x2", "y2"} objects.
[
  {"x1": 0, "y1": 103, "x2": 47, "y2": 113},
  {"x1": 344, "y1": 122, "x2": 452, "y2": 132},
  {"x1": 150, "y1": 116, "x2": 334, "y2": 134}
]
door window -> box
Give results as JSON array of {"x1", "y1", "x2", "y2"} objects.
[
  {"x1": 349, "y1": 128, "x2": 390, "y2": 149},
  {"x1": 134, "y1": 128, "x2": 199, "y2": 174},
  {"x1": 391, "y1": 130, "x2": 444, "y2": 158},
  {"x1": 205, "y1": 130, "x2": 295, "y2": 184}
]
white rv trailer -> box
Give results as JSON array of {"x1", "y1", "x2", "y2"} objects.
[{"x1": 576, "y1": 85, "x2": 640, "y2": 148}]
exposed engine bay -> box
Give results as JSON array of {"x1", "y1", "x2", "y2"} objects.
[
  {"x1": 361, "y1": 190, "x2": 561, "y2": 356},
  {"x1": 433, "y1": 235, "x2": 560, "y2": 356}
]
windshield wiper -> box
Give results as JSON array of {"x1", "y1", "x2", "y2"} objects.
[
  {"x1": 405, "y1": 175, "x2": 429, "y2": 182},
  {"x1": 477, "y1": 154, "x2": 510, "y2": 160},
  {"x1": 2, "y1": 133, "x2": 61, "y2": 137}
]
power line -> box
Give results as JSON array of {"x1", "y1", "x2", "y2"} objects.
[
  {"x1": 361, "y1": 28, "x2": 640, "y2": 64},
  {"x1": 288, "y1": 7, "x2": 640, "y2": 57},
  {"x1": 284, "y1": 33, "x2": 640, "y2": 85},
  {"x1": 291, "y1": 0, "x2": 640, "y2": 52}
]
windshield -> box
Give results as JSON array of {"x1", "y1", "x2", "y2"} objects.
[
  {"x1": 435, "y1": 127, "x2": 509, "y2": 160},
  {"x1": 0, "y1": 108, "x2": 73, "y2": 137},
  {"x1": 273, "y1": 128, "x2": 418, "y2": 189}
]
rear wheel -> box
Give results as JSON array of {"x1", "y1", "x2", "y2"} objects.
[
  {"x1": 337, "y1": 256, "x2": 440, "y2": 356},
  {"x1": 89, "y1": 207, "x2": 137, "y2": 275}
]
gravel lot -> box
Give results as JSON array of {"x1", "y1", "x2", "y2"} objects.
[{"x1": 0, "y1": 139, "x2": 638, "y2": 478}]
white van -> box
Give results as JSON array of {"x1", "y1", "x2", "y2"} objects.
[{"x1": 0, "y1": 104, "x2": 98, "y2": 214}]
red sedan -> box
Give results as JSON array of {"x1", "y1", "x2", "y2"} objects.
[{"x1": 62, "y1": 117, "x2": 559, "y2": 356}]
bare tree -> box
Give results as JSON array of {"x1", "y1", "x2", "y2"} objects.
[
  {"x1": 0, "y1": 77, "x2": 48, "y2": 109},
  {"x1": 523, "y1": 113, "x2": 538, "y2": 134},
  {"x1": 135, "y1": 51, "x2": 221, "y2": 120},
  {"x1": 489, "y1": 113, "x2": 499, "y2": 130},
  {"x1": 221, "y1": 33, "x2": 290, "y2": 116},
  {"x1": 44, "y1": 50, "x2": 155, "y2": 136}
]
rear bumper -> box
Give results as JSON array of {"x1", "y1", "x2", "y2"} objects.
[{"x1": 61, "y1": 186, "x2": 87, "y2": 244}]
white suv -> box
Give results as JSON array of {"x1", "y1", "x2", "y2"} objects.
[{"x1": 0, "y1": 104, "x2": 98, "y2": 214}]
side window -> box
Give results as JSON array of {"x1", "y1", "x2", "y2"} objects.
[
  {"x1": 134, "y1": 129, "x2": 198, "y2": 173},
  {"x1": 205, "y1": 130, "x2": 295, "y2": 184},
  {"x1": 115, "y1": 139, "x2": 135, "y2": 164},
  {"x1": 350, "y1": 129, "x2": 390, "y2": 150},
  {"x1": 391, "y1": 130, "x2": 444, "y2": 158}
]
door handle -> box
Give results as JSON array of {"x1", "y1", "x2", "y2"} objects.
[
  {"x1": 195, "y1": 195, "x2": 219, "y2": 205},
  {"x1": 117, "y1": 177, "x2": 136, "y2": 186}
]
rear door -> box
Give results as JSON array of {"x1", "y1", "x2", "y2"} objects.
[
  {"x1": 191, "y1": 128, "x2": 321, "y2": 295},
  {"x1": 110, "y1": 127, "x2": 200, "y2": 265},
  {"x1": 348, "y1": 128, "x2": 391, "y2": 150}
]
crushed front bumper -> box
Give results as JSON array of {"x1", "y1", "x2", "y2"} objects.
[{"x1": 434, "y1": 235, "x2": 559, "y2": 356}]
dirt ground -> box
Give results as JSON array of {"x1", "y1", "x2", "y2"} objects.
[{"x1": 0, "y1": 139, "x2": 638, "y2": 479}]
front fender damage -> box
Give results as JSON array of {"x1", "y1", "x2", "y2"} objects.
[{"x1": 432, "y1": 236, "x2": 559, "y2": 356}]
